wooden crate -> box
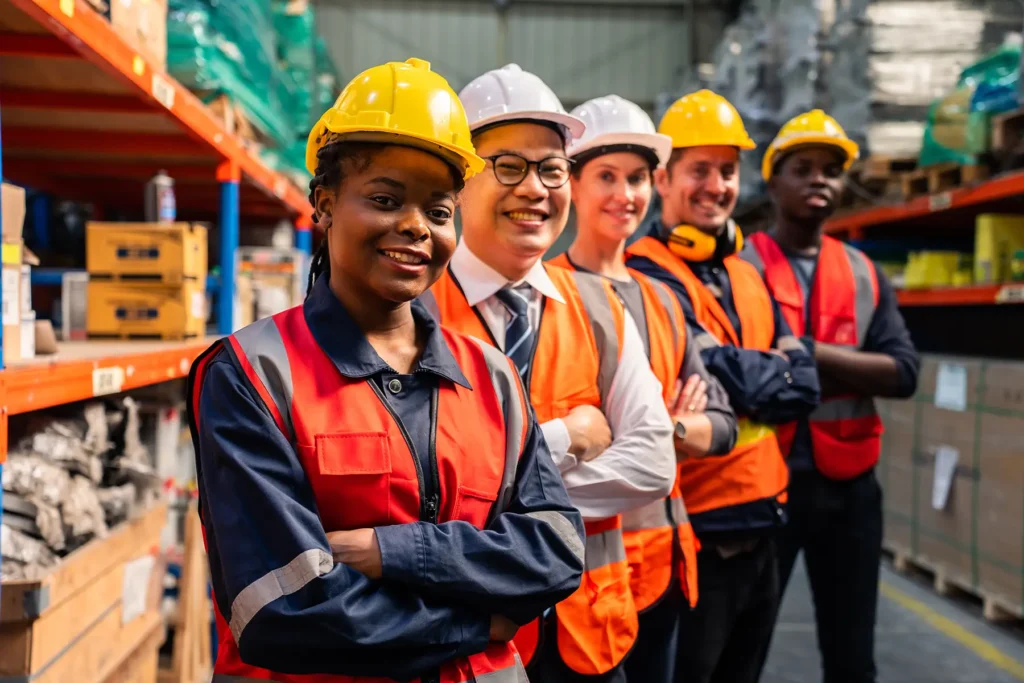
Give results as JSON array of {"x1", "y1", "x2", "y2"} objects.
[
  {"x1": 158, "y1": 507, "x2": 212, "y2": 683},
  {"x1": 900, "y1": 162, "x2": 990, "y2": 200},
  {"x1": 0, "y1": 503, "x2": 168, "y2": 683}
]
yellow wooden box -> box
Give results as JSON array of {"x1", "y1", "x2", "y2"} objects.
[
  {"x1": 87, "y1": 222, "x2": 208, "y2": 285},
  {"x1": 87, "y1": 281, "x2": 206, "y2": 340}
]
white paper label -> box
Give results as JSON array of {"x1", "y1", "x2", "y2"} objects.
[
  {"x1": 93, "y1": 366, "x2": 126, "y2": 397},
  {"x1": 932, "y1": 445, "x2": 960, "y2": 510},
  {"x1": 997, "y1": 285, "x2": 1024, "y2": 304},
  {"x1": 60, "y1": 0, "x2": 74, "y2": 17},
  {"x1": 151, "y1": 73, "x2": 175, "y2": 110},
  {"x1": 122, "y1": 555, "x2": 156, "y2": 624},
  {"x1": 191, "y1": 291, "x2": 205, "y2": 319},
  {"x1": 935, "y1": 362, "x2": 968, "y2": 412},
  {"x1": 2, "y1": 268, "x2": 19, "y2": 326}
]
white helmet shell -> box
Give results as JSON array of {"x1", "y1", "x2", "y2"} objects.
[
  {"x1": 567, "y1": 95, "x2": 672, "y2": 167},
  {"x1": 459, "y1": 64, "x2": 586, "y2": 140}
]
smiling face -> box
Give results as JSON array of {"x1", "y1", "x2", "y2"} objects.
[
  {"x1": 571, "y1": 151, "x2": 653, "y2": 244},
  {"x1": 769, "y1": 145, "x2": 845, "y2": 223},
  {"x1": 314, "y1": 145, "x2": 459, "y2": 304},
  {"x1": 654, "y1": 145, "x2": 740, "y2": 235},
  {"x1": 459, "y1": 122, "x2": 571, "y2": 280}
]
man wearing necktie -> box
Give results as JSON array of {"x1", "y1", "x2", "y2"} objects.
[{"x1": 420, "y1": 64, "x2": 677, "y2": 683}]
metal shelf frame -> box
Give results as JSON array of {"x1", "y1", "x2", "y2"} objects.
[{"x1": 0, "y1": 0, "x2": 321, "y2": 598}]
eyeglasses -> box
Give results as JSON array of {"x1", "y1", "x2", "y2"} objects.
[{"x1": 483, "y1": 154, "x2": 574, "y2": 189}]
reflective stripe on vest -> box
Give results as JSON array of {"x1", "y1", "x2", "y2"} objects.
[
  {"x1": 425, "y1": 264, "x2": 637, "y2": 674},
  {"x1": 191, "y1": 305, "x2": 544, "y2": 683},
  {"x1": 744, "y1": 233, "x2": 883, "y2": 480},
  {"x1": 626, "y1": 236, "x2": 788, "y2": 528}
]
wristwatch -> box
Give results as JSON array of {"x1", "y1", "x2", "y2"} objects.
[{"x1": 673, "y1": 419, "x2": 688, "y2": 440}]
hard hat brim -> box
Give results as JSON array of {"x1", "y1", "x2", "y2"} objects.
[
  {"x1": 569, "y1": 132, "x2": 674, "y2": 167},
  {"x1": 306, "y1": 126, "x2": 486, "y2": 180},
  {"x1": 469, "y1": 110, "x2": 587, "y2": 141},
  {"x1": 761, "y1": 135, "x2": 860, "y2": 181}
]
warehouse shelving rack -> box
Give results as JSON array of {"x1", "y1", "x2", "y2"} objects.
[
  {"x1": 824, "y1": 169, "x2": 1024, "y2": 308},
  {"x1": 0, "y1": 0, "x2": 319, "y2": 597}
]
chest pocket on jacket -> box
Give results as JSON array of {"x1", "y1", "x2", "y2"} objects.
[{"x1": 304, "y1": 431, "x2": 392, "y2": 531}]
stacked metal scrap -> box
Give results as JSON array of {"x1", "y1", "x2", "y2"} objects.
[{"x1": 1, "y1": 398, "x2": 162, "y2": 581}]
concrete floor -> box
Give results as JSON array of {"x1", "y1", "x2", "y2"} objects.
[{"x1": 763, "y1": 557, "x2": 1024, "y2": 683}]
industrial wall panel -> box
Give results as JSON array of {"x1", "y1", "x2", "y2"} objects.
[
  {"x1": 317, "y1": 1, "x2": 710, "y2": 114},
  {"x1": 317, "y1": 1, "x2": 500, "y2": 91},
  {"x1": 506, "y1": 4, "x2": 690, "y2": 110}
]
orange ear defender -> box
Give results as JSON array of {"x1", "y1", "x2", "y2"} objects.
[{"x1": 667, "y1": 219, "x2": 743, "y2": 262}]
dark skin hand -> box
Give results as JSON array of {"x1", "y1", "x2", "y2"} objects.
[{"x1": 768, "y1": 146, "x2": 902, "y2": 398}]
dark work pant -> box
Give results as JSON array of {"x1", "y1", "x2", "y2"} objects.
[
  {"x1": 674, "y1": 536, "x2": 780, "y2": 683},
  {"x1": 623, "y1": 585, "x2": 683, "y2": 683},
  {"x1": 528, "y1": 611, "x2": 628, "y2": 683},
  {"x1": 777, "y1": 468, "x2": 884, "y2": 683}
]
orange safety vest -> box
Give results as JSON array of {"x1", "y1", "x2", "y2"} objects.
[
  {"x1": 189, "y1": 307, "x2": 532, "y2": 683},
  {"x1": 548, "y1": 253, "x2": 700, "y2": 611},
  {"x1": 421, "y1": 264, "x2": 637, "y2": 676},
  {"x1": 743, "y1": 232, "x2": 883, "y2": 480},
  {"x1": 625, "y1": 237, "x2": 789, "y2": 527}
]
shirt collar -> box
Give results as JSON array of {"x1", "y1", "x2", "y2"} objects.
[
  {"x1": 450, "y1": 240, "x2": 566, "y2": 306},
  {"x1": 303, "y1": 276, "x2": 471, "y2": 388}
]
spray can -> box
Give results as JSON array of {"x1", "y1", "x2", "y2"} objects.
[{"x1": 145, "y1": 170, "x2": 176, "y2": 224}]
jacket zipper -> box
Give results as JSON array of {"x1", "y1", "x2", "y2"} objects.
[
  {"x1": 425, "y1": 387, "x2": 440, "y2": 523},
  {"x1": 367, "y1": 378, "x2": 442, "y2": 683},
  {"x1": 366, "y1": 379, "x2": 433, "y2": 521}
]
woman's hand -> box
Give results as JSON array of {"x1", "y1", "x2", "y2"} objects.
[
  {"x1": 489, "y1": 614, "x2": 519, "y2": 642},
  {"x1": 327, "y1": 528, "x2": 383, "y2": 580}
]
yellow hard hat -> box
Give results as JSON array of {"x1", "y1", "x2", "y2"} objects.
[
  {"x1": 657, "y1": 90, "x2": 756, "y2": 151},
  {"x1": 305, "y1": 58, "x2": 485, "y2": 179},
  {"x1": 762, "y1": 109, "x2": 860, "y2": 181}
]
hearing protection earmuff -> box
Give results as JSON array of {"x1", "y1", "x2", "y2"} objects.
[{"x1": 666, "y1": 219, "x2": 744, "y2": 262}]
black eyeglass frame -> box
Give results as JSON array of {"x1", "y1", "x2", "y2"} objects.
[{"x1": 482, "y1": 153, "x2": 575, "y2": 189}]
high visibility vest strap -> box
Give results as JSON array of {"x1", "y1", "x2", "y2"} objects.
[
  {"x1": 745, "y1": 233, "x2": 883, "y2": 479},
  {"x1": 626, "y1": 237, "x2": 774, "y2": 350},
  {"x1": 559, "y1": 267, "x2": 625, "y2": 404},
  {"x1": 226, "y1": 313, "x2": 300, "y2": 440}
]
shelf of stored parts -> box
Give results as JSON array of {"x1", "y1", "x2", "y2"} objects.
[
  {"x1": 0, "y1": 0, "x2": 308, "y2": 217},
  {"x1": 825, "y1": 169, "x2": 1024, "y2": 236},
  {"x1": 2, "y1": 339, "x2": 211, "y2": 416},
  {"x1": 896, "y1": 284, "x2": 1024, "y2": 307}
]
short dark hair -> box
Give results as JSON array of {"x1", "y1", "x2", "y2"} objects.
[{"x1": 665, "y1": 148, "x2": 688, "y2": 178}]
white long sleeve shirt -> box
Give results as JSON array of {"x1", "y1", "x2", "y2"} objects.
[{"x1": 449, "y1": 242, "x2": 675, "y2": 521}]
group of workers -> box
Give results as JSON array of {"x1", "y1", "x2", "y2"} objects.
[{"x1": 186, "y1": 56, "x2": 920, "y2": 683}]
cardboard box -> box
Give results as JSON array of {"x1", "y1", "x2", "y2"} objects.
[
  {"x1": 1, "y1": 184, "x2": 25, "y2": 244},
  {"x1": 108, "y1": 0, "x2": 167, "y2": 70},
  {"x1": 235, "y1": 274, "x2": 254, "y2": 331},
  {"x1": 87, "y1": 281, "x2": 205, "y2": 340},
  {"x1": 87, "y1": 222, "x2": 207, "y2": 285}
]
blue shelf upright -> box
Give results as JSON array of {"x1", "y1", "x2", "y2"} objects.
[{"x1": 217, "y1": 161, "x2": 240, "y2": 335}]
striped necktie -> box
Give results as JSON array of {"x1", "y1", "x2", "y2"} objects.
[{"x1": 494, "y1": 284, "x2": 535, "y2": 379}]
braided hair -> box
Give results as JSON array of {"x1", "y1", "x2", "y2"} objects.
[{"x1": 306, "y1": 140, "x2": 467, "y2": 297}]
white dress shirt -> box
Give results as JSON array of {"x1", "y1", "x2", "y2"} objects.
[{"x1": 449, "y1": 242, "x2": 675, "y2": 521}]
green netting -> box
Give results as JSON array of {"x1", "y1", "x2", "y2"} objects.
[{"x1": 166, "y1": 0, "x2": 340, "y2": 182}]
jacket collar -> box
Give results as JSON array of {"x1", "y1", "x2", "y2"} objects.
[
  {"x1": 303, "y1": 276, "x2": 472, "y2": 389},
  {"x1": 450, "y1": 240, "x2": 566, "y2": 307}
]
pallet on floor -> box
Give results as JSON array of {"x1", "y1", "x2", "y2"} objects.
[{"x1": 883, "y1": 544, "x2": 1023, "y2": 624}]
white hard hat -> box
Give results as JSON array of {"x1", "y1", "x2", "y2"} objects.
[
  {"x1": 567, "y1": 95, "x2": 673, "y2": 167},
  {"x1": 459, "y1": 64, "x2": 586, "y2": 140}
]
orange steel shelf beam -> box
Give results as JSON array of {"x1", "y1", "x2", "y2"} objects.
[
  {"x1": 5, "y1": 0, "x2": 308, "y2": 216},
  {"x1": 896, "y1": 284, "x2": 1024, "y2": 307},
  {"x1": 2, "y1": 340, "x2": 211, "y2": 415},
  {"x1": 825, "y1": 170, "x2": 1024, "y2": 235}
]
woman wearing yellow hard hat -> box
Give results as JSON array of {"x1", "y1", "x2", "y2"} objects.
[
  {"x1": 743, "y1": 109, "x2": 919, "y2": 683},
  {"x1": 187, "y1": 57, "x2": 585, "y2": 683}
]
